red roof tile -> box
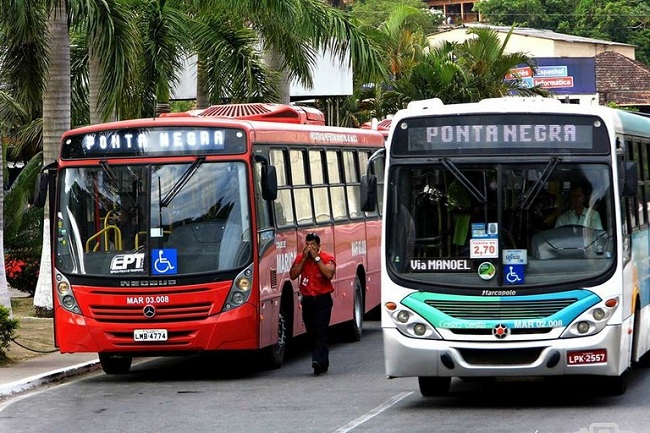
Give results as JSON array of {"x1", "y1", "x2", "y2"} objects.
[{"x1": 596, "y1": 51, "x2": 650, "y2": 106}]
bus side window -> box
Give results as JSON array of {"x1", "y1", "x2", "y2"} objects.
[{"x1": 270, "y1": 149, "x2": 294, "y2": 228}]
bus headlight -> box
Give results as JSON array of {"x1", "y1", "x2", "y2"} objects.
[
  {"x1": 223, "y1": 265, "x2": 254, "y2": 312},
  {"x1": 54, "y1": 271, "x2": 81, "y2": 315},
  {"x1": 387, "y1": 304, "x2": 441, "y2": 340},
  {"x1": 561, "y1": 297, "x2": 619, "y2": 339},
  {"x1": 592, "y1": 308, "x2": 605, "y2": 320},
  {"x1": 396, "y1": 310, "x2": 410, "y2": 323}
]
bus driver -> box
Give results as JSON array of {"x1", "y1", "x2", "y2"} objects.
[{"x1": 555, "y1": 183, "x2": 603, "y2": 230}]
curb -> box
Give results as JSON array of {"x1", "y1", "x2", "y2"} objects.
[{"x1": 0, "y1": 359, "x2": 100, "y2": 398}]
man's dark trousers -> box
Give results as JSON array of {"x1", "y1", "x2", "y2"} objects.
[{"x1": 301, "y1": 293, "x2": 333, "y2": 368}]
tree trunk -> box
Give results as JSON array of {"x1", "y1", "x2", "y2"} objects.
[
  {"x1": 196, "y1": 57, "x2": 210, "y2": 109},
  {"x1": 0, "y1": 144, "x2": 11, "y2": 313},
  {"x1": 264, "y1": 48, "x2": 291, "y2": 104},
  {"x1": 34, "y1": 2, "x2": 71, "y2": 315},
  {"x1": 89, "y1": 50, "x2": 104, "y2": 125}
]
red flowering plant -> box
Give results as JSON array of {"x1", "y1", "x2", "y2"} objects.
[{"x1": 4, "y1": 253, "x2": 40, "y2": 296}]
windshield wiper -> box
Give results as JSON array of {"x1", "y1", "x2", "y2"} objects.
[
  {"x1": 520, "y1": 156, "x2": 561, "y2": 210},
  {"x1": 99, "y1": 160, "x2": 117, "y2": 183},
  {"x1": 160, "y1": 157, "x2": 205, "y2": 208},
  {"x1": 440, "y1": 158, "x2": 487, "y2": 203}
]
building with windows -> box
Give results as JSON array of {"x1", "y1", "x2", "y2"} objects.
[{"x1": 423, "y1": 0, "x2": 479, "y2": 24}]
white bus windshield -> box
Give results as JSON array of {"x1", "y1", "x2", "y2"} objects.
[
  {"x1": 55, "y1": 162, "x2": 251, "y2": 276},
  {"x1": 386, "y1": 162, "x2": 614, "y2": 289}
]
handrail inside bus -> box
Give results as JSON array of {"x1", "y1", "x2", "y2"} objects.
[{"x1": 85, "y1": 225, "x2": 122, "y2": 252}]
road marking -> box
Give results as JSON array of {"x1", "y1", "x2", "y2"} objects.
[{"x1": 332, "y1": 391, "x2": 414, "y2": 433}]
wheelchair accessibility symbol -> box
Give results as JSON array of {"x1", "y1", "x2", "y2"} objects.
[
  {"x1": 503, "y1": 264, "x2": 524, "y2": 285},
  {"x1": 152, "y1": 249, "x2": 177, "y2": 275}
]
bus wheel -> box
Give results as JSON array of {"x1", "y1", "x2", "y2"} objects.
[
  {"x1": 345, "y1": 276, "x2": 364, "y2": 342},
  {"x1": 263, "y1": 309, "x2": 287, "y2": 370},
  {"x1": 418, "y1": 376, "x2": 451, "y2": 397},
  {"x1": 99, "y1": 354, "x2": 132, "y2": 374},
  {"x1": 601, "y1": 374, "x2": 627, "y2": 396}
]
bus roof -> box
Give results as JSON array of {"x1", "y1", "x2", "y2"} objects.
[
  {"x1": 160, "y1": 103, "x2": 326, "y2": 125},
  {"x1": 394, "y1": 97, "x2": 650, "y2": 135},
  {"x1": 62, "y1": 104, "x2": 385, "y2": 153}
]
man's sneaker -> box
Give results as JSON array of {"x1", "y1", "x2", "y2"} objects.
[{"x1": 312, "y1": 361, "x2": 323, "y2": 375}]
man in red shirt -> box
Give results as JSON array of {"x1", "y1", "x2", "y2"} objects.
[{"x1": 290, "y1": 233, "x2": 336, "y2": 375}]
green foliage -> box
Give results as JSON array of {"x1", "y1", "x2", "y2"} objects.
[
  {"x1": 171, "y1": 100, "x2": 195, "y2": 112},
  {"x1": 4, "y1": 153, "x2": 43, "y2": 250},
  {"x1": 476, "y1": 0, "x2": 650, "y2": 68},
  {"x1": 0, "y1": 305, "x2": 19, "y2": 356},
  {"x1": 389, "y1": 27, "x2": 549, "y2": 107},
  {"x1": 349, "y1": 0, "x2": 441, "y2": 34},
  {"x1": 3, "y1": 152, "x2": 43, "y2": 295}
]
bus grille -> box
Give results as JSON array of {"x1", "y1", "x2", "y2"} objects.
[
  {"x1": 424, "y1": 299, "x2": 577, "y2": 320},
  {"x1": 89, "y1": 303, "x2": 212, "y2": 323}
]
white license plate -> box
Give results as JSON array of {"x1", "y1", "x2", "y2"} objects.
[{"x1": 134, "y1": 329, "x2": 168, "y2": 342}]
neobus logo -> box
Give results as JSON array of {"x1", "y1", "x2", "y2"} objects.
[{"x1": 120, "y1": 280, "x2": 177, "y2": 287}]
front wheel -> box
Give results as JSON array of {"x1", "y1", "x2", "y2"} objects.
[
  {"x1": 98, "y1": 354, "x2": 132, "y2": 374},
  {"x1": 418, "y1": 376, "x2": 451, "y2": 397},
  {"x1": 262, "y1": 309, "x2": 287, "y2": 370},
  {"x1": 344, "y1": 276, "x2": 364, "y2": 342},
  {"x1": 601, "y1": 374, "x2": 627, "y2": 396}
]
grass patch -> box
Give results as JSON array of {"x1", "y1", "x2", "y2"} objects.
[{"x1": 0, "y1": 297, "x2": 55, "y2": 367}]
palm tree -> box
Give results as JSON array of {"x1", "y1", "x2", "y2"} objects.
[
  {"x1": 0, "y1": 139, "x2": 10, "y2": 312},
  {"x1": 78, "y1": 0, "x2": 141, "y2": 124},
  {"x1": 34, "y1": 0, "x2": 70, "y2": 314},
  {"x1": 455, "y1": 27, "x2": 550, "y2": 100},
  {"x1": 359, "y1": 4, "x2": 428, "y2": 80},
  {"x1": 0, "y1": 0, "x2": 49, "y2": 313},
  {"x1": 390, "y1": 27, "x2": 549, "y2": 107},
  {"x1": 225, "y1": 0, "x2": 387, "y2": 104}
]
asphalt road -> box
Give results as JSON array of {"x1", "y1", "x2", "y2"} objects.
[{"x1": 1, "y1": 320, "x2": 650, "y2": 433}]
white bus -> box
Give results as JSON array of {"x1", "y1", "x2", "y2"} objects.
[{"x1": 361, "y1": 97, "x2": 650, "y2": 396}]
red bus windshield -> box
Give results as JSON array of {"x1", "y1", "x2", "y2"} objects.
[{"x1": 56, "y1": 161, "x2": 250, "y2": 276}]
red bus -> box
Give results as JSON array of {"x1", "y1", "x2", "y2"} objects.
[
  {"x1": 361, "y1": 118, "x2": 392, "y2": 140},
  {"x1": 38, "y1": 103, "x2": 385, "y2": 374}
]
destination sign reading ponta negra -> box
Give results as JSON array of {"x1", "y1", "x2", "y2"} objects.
[
  {"x1": 61, "y1": 127, "x2": 247, "y2": 159},
  {"x1": 393, "y1": 113, "x2": 610, "y2": 155}
]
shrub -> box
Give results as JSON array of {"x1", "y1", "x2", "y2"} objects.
[
  {"x1": 5, "y1": 251, "x2": 40, "y2": 296},
  {"x1": 0, "y1": 305, "x2": 19, "y2": 357}
]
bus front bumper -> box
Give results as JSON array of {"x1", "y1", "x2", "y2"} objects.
[
  {"x1": 383, "y1": 324, "x2": 624, "y2": 378},
  {"x1": 55, "y1": 303, "x2": 258, "y2": 355}
]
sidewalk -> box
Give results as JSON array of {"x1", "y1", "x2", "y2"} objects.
[
  {"x1": 1, "y1": 288, "x2": 101, "y2": 398},
  {"x1": 0, "y1": 352, "x2": 100, "y2": 398}
]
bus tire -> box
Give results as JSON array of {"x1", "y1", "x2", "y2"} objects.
[
  {"x1": 418, "y1": 376, "x2": 451, "y2": 397},
  {"x1": 263, "y1": 308, "x2": 287, "y2": 370},
  {"x1": 345, "y1": 275, "x2": 364, "y2": 342},
  {"x1": 99, "y1": 354, "x2": 132, "y2": 374},
  {"x1": 601, "y1": 373, "x2": 627, "y2": 396}
]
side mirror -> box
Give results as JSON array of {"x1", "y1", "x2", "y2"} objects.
[
  {"x1": 261, "y1": 165, "x2": 278, "y2": 201},
  {"x1": 622, "y1": 161, "x2": 638, "y2": 197},
  {"x1": 360, "y1": 174, "x2": 377, "y2": 212}
]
